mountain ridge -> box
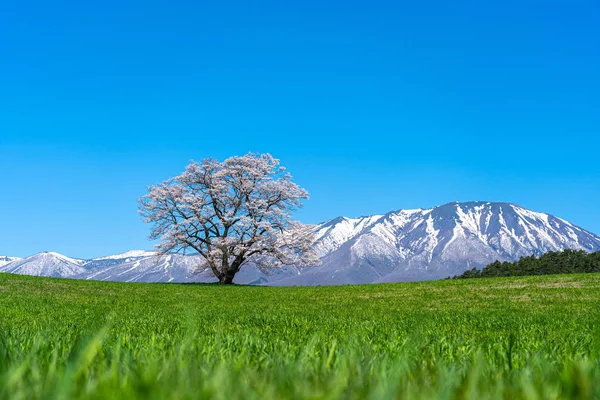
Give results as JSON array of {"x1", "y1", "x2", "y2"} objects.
[
  {"x1": 271, "y1": 201, "x2": 600, "y2": 285},
  {"x1": 0, "y1": 256, "x2": 21, "y2": 268},
  {"x1": 2, "y1": 201, "x2": 599, "y2": 285}
]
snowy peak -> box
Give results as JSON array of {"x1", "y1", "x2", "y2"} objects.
[
  {"x1": 43, "y1": 251, "x2": 87, "y2": 265},
  {"x1": 93, "y1": 250, "x2": 157, "y2": 261},
  {"x1": 0, "y1": 250, "x2": 201, "y2": 282},
  {"x1": 271, "y1": 201, "x2": 600, "y2": 286},
  {"x1": 0, "y1": 256, "x2": 21, "y2": 268},
  {"x1": 313, "y1": 214, "x2": 383, "y2": 256},
  {"x1": 422, "y1": 201, "x2": 600, "y2": 257},
  {"x1": 0, "y1": 252, "x2": 87, "y2": 278}
]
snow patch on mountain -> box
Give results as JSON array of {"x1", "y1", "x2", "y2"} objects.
[
  {"x1": 79, "y1": 253, "x2": 204, "y2": 283},
  {"x1": 313, "y1": 215, "x2": 384, "y2": 256},
  {"x1": 0, "y1": 256, "x2": 21, "y2": 268},
  {"x1": 93, "y1": 250, "x2": 157, "y2": 261}
]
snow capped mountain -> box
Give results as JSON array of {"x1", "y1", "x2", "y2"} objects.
[
  {"x1": 0, "y1": 252, "x2": 86, "y2": 278},
  {"x1": 79, "y1": 253, "x2": 206, "y2": 283},
  {"x1": 313, "y1": 214, "x2": 384, "y2": 256},
  {"x1": 77, "y1": 253, "x2": 304, "y2": 284},
  {"x1": 1, "y1": 202, "x2": 599, "y2": 285},
  {"x1": 0, "y1": 250, "x2": 210, "y2": 283},
  {"x1": 93, "y1": 250, "x2": 157, "y2": 261},
  {"x1": 0, "y1": 256, "x2": 21, "y2": 268},
  {"x1": 270, "y1": 202, "x2": 600, "y2": 285}
]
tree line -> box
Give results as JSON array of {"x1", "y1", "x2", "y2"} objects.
[{"x1": 453, "y1": 249, "x2": 600, "y2": 279}]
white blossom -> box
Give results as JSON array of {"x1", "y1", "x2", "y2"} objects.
[{"x1": 139, "y1": 153, "x2": 320, "y2": 284}]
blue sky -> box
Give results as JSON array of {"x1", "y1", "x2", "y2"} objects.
[{"x1": 1, "y1": 0, "x2": 598, "y2": 258}]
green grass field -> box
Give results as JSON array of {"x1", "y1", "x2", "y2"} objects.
[{"x1": 1, "y1": 272, "x2": 599, "y2": 399}]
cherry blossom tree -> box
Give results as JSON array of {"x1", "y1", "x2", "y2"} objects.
[{"x1": 139, "y1": 153, "x2": 319, "y2": 284}]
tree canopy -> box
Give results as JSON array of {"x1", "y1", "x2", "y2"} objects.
[{"x1": 139, "y1": 153, "x2": 319, "y2": 284}]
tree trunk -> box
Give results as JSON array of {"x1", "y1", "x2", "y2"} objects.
[
  {"x1": 219, "y1": 271, "x2": 235, "y2": 284},
  {"x1": 218, "y1": 257, "x2": 244, "y2": 285}
]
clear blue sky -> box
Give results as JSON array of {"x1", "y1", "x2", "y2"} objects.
[{"x1": 1, "y1": 0, "x2": 598, "y2": 259}]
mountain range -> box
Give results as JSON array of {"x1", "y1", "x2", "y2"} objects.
[{"x1": 2, "y1": 202, "x2": 600, "y2": 285}]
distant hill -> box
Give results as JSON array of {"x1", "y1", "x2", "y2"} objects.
[{"x1": 454, "y1": 249, "x2": 600, "y2": 279}]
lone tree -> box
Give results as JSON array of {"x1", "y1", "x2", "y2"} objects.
[{"x1": 139, "y1": 153, "x2": 319, "y2": 284}]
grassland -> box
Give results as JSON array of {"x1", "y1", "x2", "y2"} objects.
[{"x1": 1, "y1": 272, "x2": 599, "y2": 399}]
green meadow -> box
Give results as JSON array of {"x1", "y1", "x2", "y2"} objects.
[{"x1": 1, "y1": 272, "x2": 599, "y2": 400}]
